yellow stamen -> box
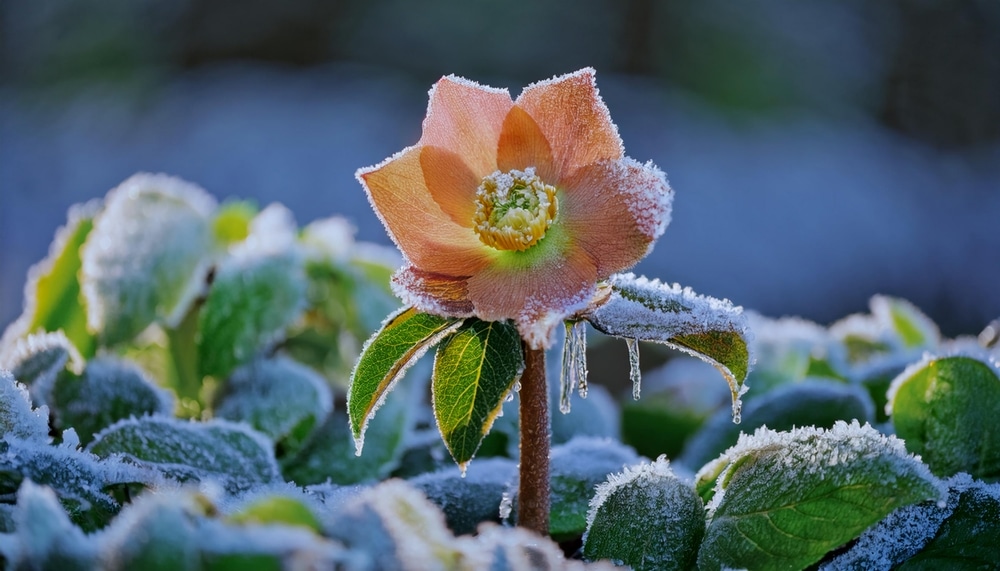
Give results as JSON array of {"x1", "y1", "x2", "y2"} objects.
[{"x1": 473, "y1": 168, "x2": 558, "y2": 251}]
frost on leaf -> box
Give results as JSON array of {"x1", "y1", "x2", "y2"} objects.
[
  {"x1": 0, "y1": 330, "x2": 84, "y2": 396},
  {"x1": 0, "y1": 200, "x2": 100, "y2": 358},
  {"x1": 87, "y1": 416, "x2": 281, "y2": 494},
  {"x1": 3, "y1": 481, "x2": 96, "y2": 570},
  {"x1": 322, "y1": 479, "x2": 466, "y2": 570},
  {"x1": 0, "y1": 370, "x2": 51, "y2": 443},
  {"x1": 888, "y1": 353, "x2": 1000, "y2": 481},
  {"x1": 677, "y1": 380, "x2": 876, "y2": 471},
  {"x1": 80, "y1": 174, "x2": 216, "y2": 346},
  {"x1": 410, "y1": 456, "x2": 517, "y2": 535},
  {"x1": 583, "y1": 456, "x2": 704, "y2": 571},
  {"x1": 695, "y1": 421, "x2": 945, "y2": 571},
  {"x1": 212, "y1": 357, "x2": 332, "y2": 455},
  {"x1": 197, "y1": 249, "x2": 307, "y2": 380},
  {"x1": 587, "y1": 273, "x2": 752, "y2": 423}
]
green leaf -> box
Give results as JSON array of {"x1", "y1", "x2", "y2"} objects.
[
  {"x1": 409, "y1": 457, "x2": 516, "y2": 535},
  {"x1": 898, "y1": 479, "x2": 1000, "y2": 570},
  {"x1": 197, "y1": 252, "x2": 307, "y2": 380},
  {"x1": 432, "y1": 318, "x2": 522, "y2": 468},
  {"x1": 6, "y1": 481, "x2": 96, "y2": 570},
  {"x1": 2, "y1": 201, "x2": 99, "y2": 358},
  {"x1": 282, "y1": 377, "x2": 413, "y2": 486},
  {"x1": 348, "y1": 306, "x2": 463, "y2": 449},
  {"x1": 212, "y1": 200, "x2": 257, "y2": 247},
  {"x1": 80, "y1": 174, "x2": 216, "y2": 347},
  {"x1": 47, "y1": 358, "x2": 174, "y2": 445},
  {"x1": 227, "y1": 496, "x2": 322, "y2": 533},
  {"x1": 678, "y1": 380, "x2": 875, "y2": 470},
  {"x1": 586, "y1": 273, "x2": 751, "y2": 413},
  {"x1": 88, "y1": 417, "x2": 280, "y2": 494},
  {"x1": 696, "y1": 421, "x2": 944, "y2": 571},
  {"x1": 212, "y1": 358, "x2": 331, "y2": 457},
  {"x1": 583, "y1": 457, "x2": 705, "y2": 571},
  {"x1": 889, "y1": 355, "x2": 1000, "y2": 481},
  {"x1": 97, "y1": 488, "x2": 204, "y2": 571},
  {"x1": 1, "y1": 330, "x2": 84, "y2": 396},
  {"x1": 871, "y1": 295, "x2": 940, "y2": 350}
]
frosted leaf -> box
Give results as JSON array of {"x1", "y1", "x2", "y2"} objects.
[
  {"x1": 322, "y1": 479, "x2": 467, "y2": 570},
  {"x1": 87, "y1": 416, "x2": 281, "y2": 494},
  {"x1": 47, "y1": 357, "x2": 174, "y2": 445},
  {"x1": 80, "y1": 173, "x2": 216, "y2": 346},
  {"x1": 212, "y1": 357, "x2": 332, "y2": 455},
  {"x1": 887, "y1": 353, "x2": 1000, "y2": 480},
  {"x1": 197, "y1": 249, "x2": 307, "y2": 379},
  {"x1": 583, "y1": 456, "x2": 704, "y2": 570},
  {"x1": 677, "y1": 380, "x2": 876, "y2": 472},
  {"x1": 0, "y1": 199, "x2": 101, "y2": 358},
  {"x1": 695, "y1": 421, "x2": 945, "y2": 571},
  {"x1": 0, "y1": 330, "x2": 84, "y2": 393},
  {"x1": 4, "y1": 481, "x2": 96, "y2": 570},
  {"x1": 464, "y1": 522, "x2": 579, "y2": 571},
  {"x1": 819, "y1": 473, "x2": 973, "y2": 571},
  {"x1": 870, "y1": 294, "x2": 940, "y2": 350},
  {"x1": 586, "y1": 273, "x2": 752, "y2": 422},
  {"x1": 743, "y1": 311, "x2": 835, "y2": 393},
  {"x1": 409, "y1": 457, "x2": 517, "y2": 535},
  {"x1": 228, "y1": 202, "x2": 299, "y2": 260},
  {"x1": 198, "y1": 516, "x2": 352, "y2": 569},
  {"x1": 283, "y1": 370, "x2": 415, "y2": 486},
  {"x1": 300, "y1": 215, "x2": 358, "y2": 262},
  {"x1": 0, "y1": 436, "x2": 158, "y2": 531},
  {"x1": 0, "y1": 370, "x2": 51, "y2": 443}
]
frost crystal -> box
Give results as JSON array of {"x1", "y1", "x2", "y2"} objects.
[{"x1": 626, "y1": 338, "x2": 641, "y2": 400}]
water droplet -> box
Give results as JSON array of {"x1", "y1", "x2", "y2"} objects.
[
  {"x1": 626, "y1": 338, "x2": 641, "y2": 400},
  {"x1": 512, "y1": 380, "x2": 522, "y2": 393},
  {"x1": 731, "y1": 393, "x2": 743, "y2": 425},
  {"x1": 459, "y1": 463, "x2": 468, "y2": 478}
]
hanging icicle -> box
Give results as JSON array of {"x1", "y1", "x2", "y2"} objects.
[{"x1": 626, "y1": 338, "x2": 641, "y2": 400}]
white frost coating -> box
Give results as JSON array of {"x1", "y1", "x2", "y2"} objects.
[
  {"x1": 464, "y1": 522, "x2": 574, "y2": 571},
  {"x1": 519, "y1": 287, "x2": 596, "y2": 350},
  {"x1": 389, "y1": 266, "x2": 474, "y2": 319},
  {"x1": 80, "y1": 173, "x2": 217, "y2": 337},
  {"x1": 584, "y1": 455, "x2": 678, "y2": 535},
  {"x1": 0, "y1": 199, "x2": 103, "y2": 350},
  {"x1": 699, "y1": 420, "x2": 946, "y2": 517},
  {"x1": 885, "y1": 349, "x2": 1000, "y2": 418},
  {"x1": 0, "y1": 330, "x2": 84, "y2": 378},
  {"x1": 0, "y1": 370, "x2": 51, "y2": 443},
  {"x1": 229, "y1": 202, "x2": 299, "y2": 261},
  {"x1": 745, "y1": 311, "x2": 829, "y2": 380},
  {"x1": 819, "y1": 472, "x2": 975, "y2": 571},
  {"x1": 11, "y1": 481, "x2": 96, "y2": 567},
  {"x1": 300, "y1": 215, "x2": 357, "y2": 262},
  {"x1": 870, "y1": 294, "x2": 940, "y2": 349}
]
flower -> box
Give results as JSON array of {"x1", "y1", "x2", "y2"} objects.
[{"x1": 358, "y1": 68, "x2": 672, "y2": 349}]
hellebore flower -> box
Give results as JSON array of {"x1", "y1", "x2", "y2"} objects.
[{"x1": 358, "y1": 68, "x2": 672, "y2": 349}]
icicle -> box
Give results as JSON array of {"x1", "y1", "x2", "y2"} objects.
[
  {"x1": 626, "y1": 338, "x2": 641, "y2": 400},
  {"x1": 731, "y1": 390, "x2": 743, "y2": 424},
  {"x1": 499, "y1": 492, "x2": 513, "y2": 521},
  {"x1": 559, "y1": 321, "x2": 577, "y2": 413},
  {"x1": 571, "y1": 320, "x2": 589, "y2": 399}
]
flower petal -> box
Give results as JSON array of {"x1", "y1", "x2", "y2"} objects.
[
  {"x1": 419, "y1": 75, "x2": 513, "y2": 178},
  {"x1": 358, "y1": 146, "x2": 493, "y2": 275},
  {"x1": 466, "y1": 248, "x2": 598, "y2": 349},
  {"x1": 419, "y1": 145, "x2": 480, "y2": 227},
  {"x1": 561, "y1": 158, "x2": 673, "y2": 277},
  {"x1": 496, "y1": 105, "x2": 556, "y2": 182},
  {"x1": 515, "y1": 68, "x2": 623, "y2": 183},
  {"x1": 391, "y1": 266, "x2": 475, "y2": 316}
]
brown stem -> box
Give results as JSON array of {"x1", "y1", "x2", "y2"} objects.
[{"x1": 517, "y1": 341, "x2": 550, "y2": 535}]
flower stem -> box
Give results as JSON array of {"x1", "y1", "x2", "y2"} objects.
[
  {"x1": 518, "y1": 341, "x2": 550, "y2": 535},
  {"x1": 166, "y1": 304, "x2": 202, "y2": 418}
]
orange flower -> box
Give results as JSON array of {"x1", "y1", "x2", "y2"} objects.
[{"x1": 358, "y1": 68, "x2": 672, "y2": 349}]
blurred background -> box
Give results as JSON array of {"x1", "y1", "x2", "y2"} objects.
[{"x1": 2, "y1": 0, "x2": 999, "y2": 337}]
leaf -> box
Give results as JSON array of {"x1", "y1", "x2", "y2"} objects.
[
  {"x1": 432, "y1": 318, "x2": 522, "y2": 467},
  {"x1": 227, "y1": 495, "x2": 322, "y2": 533},
  {"x1": 88, "y1": 416, "x2": 280, "y2": 494},
  {"x1": 5, "y1": 481, "x2": 96, "y2": 570},
  {"x1": 888, "y1": 354, "x2": 1000, "y2": 481},
  {"x1": 282, "y1": 377, "x2": 413, "y2": 486},
  {"x1": 870, "y1": 295, "x2": 940, "y2": 350},
  {"x1": 0, "y1": 330, "x2": 84, "y2": 400},
  {"x1": 1, "y1": 201, "x2": 100, "y2": 358},
  {"x1": 80, "y1": 174, "x2": 216, "y2": 347},
  {"x1": 695, "y1": 421, "x2": 945, "y2": 571},
  {"x1": 678, "y1": 380, "x2": 876, "y2": 471},
  {"x1": 0, "y1": 370, "x2": 51, "y2": 443},
  {"x1": 197, "y1": 251, "x2": 307, "y2": 380},
  {"x1": 96, "y1": 488, "x2": 204, "y2": 571},
  {"x1": 212, "y1": 357, "x2": 332, "y2": 457},
  {"x1": 47, "y1": 358, "x2": 174, "y2": 445},
  {"x1": 898, "y1": 478, "x2": 1000, "y2": 570},
  {"x1": 583, "y1": 457, "x2": 705, "y2": 571},
  {"x1": 348, "y1": 306, "x2": 463, "y2": 449},
  {"x1": 409, "y1": 457, "x2": 517, "y2": 535},
  {"x1": 586, "y1": 273, "x2": 751, "y2": 412}
]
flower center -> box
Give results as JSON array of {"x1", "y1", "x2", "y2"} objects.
[{"x1": 473, "y1": 168, "x2": 558, "y2": 251}]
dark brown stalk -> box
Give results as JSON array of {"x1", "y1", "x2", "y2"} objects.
[{"x1": 517, "y1": 341, "x2": 550, "y2": 535}]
